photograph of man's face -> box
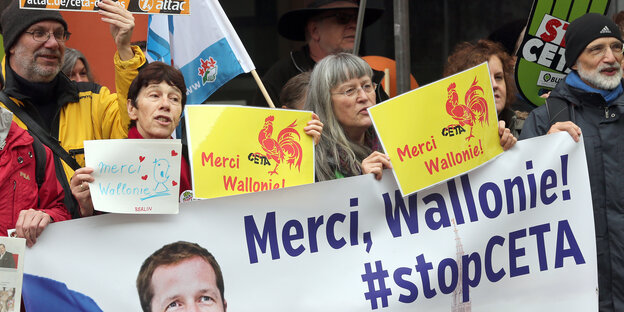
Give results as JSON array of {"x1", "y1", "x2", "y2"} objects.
[{"x1": 150, "y1": 256, "x2": 226, "y2": 312}]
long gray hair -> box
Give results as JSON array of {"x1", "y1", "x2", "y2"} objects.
[
  {"x1": 305, "y1": 53, "x2": 377, "y2": 181},
  {"x1": 61, "y1": 48, "x2": 94, "y2": 82}
]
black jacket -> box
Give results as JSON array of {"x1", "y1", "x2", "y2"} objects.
[
  {"x1": 521, "y1": 79, "x2": 624, "y2": 312},
  {"x1": 253, "y1": 45, "x2": 388, "y2": 107}
]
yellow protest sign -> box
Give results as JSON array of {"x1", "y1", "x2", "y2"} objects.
[
  {"x1": 369, "y1": 62, "x2": 503, "y2": 195},
  {"x1": 186, "y1": 106, "x2": 315, "y2": 199}
]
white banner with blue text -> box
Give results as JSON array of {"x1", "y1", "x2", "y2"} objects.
[{"x1": 23, "y1": 132, "x2": 597, "y2": 311}]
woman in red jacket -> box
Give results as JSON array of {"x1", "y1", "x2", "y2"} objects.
[
  {"x1": 0, "y1": 107, "x2": 70, "y2": 247},
  {"x1": 70, "y1": 62, "x2": 190, "y2": 217}
]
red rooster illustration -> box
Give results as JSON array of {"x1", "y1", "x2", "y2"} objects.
[
  {"x1": 445, "y1": 77, "x2": 489, "y2": 141},
  {"x1": 258, "y1": 116, "x2": 303, "y2": 175}
]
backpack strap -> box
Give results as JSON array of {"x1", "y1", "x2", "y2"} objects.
[
  {"x1": 0, "y1": 91, "x2": 81, "y2": 218},
  {"x1": 29, "y1": 131, "x2": 46, "y2": 189},
  {"x1": 0, "y1": 91, "x2": 81, "y2": 171}
]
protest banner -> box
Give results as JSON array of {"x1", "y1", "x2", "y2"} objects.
[
  {"x1": 514, "y1": 0, "x2": 610, "y2": 106},
  {"x1": 19, "y1": 0, "x2": 189, "y2": 14},
  {"x1": 84, "y1": 139, "x2": 182, "y2": 214},
  {"x1": 0, "y1": 237, "x2": 24, "y2": 312},
  {"x1": 185, "y1": 105, "x2": 314, "y2": 199},
  {"x1": 147, "y1": 0, "x2": 255, "y2": 103},
  {"x1": 24, "y1": 133, "x2": 597, "y2": 311},
  {"x1": 370, "y1": 63, "x2": 502, "y2": 196}
]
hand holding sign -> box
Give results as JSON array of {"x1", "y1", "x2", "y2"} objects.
[{"x1": 70, "y1": 167, "x2": 96, "y2": 217}]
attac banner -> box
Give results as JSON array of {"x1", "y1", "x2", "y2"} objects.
[
  {"x1": 23, "y1": 133, "x2": 597, "y2": 311},
  {"x1": 370, "y1": 63, "x2": 502, "y2": 196},
  {"x1": 185, "y1": 105, "x2": 315, "y2": 199},
  {"x1": 20, "y1": 0, "x2": 189, "y2": 15},
  {"x1": 515, "y1": 0, "x2": 610, "y2": 106},
  {"x1": 84, "y1": 139, "x2": 182, "y2": 214}
]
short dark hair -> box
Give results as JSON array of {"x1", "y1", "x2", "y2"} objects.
[
  {"x1": 136, "y1": 241, "x2": 225, "y2": 312},
  {"x1": 127, "y1": 62, "x2": 187, "y2": 129}
]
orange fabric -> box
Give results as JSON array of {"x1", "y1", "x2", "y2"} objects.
[{"x1": 362, "y1": 55, "x2": 418, "y2": 98}]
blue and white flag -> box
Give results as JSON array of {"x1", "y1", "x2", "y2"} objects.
[{"x1": 147, "y1": 0, "x2": 255, "y2": 104}]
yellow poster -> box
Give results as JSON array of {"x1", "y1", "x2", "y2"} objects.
[
  {"x1": 369, "y1": 63, "x2": 503, "y2": 195},
  {"x1": 186, "y1": 106, "x2": 315, "y2": 199}
]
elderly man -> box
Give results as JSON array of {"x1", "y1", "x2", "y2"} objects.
[
  {"x1": 137, "y1": 241, "x2": 227, "y2": 312},
  {"x1": 520, "y1": 13, "x2": 624, "y2": 311},
  {"x1": 252, "y1": 0, "x2": 384, "y2": 107},
  {"x1": 0, "y1": 0, "x2": 146, "y2": 218}
]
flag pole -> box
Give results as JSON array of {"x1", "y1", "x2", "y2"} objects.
[{"x1": 251, "y1": 70, "x2": 276, "y2": 108}]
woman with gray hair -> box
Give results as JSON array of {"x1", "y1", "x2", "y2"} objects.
[
  {"x1": 306, "y1": 53, "x2": 516, "y2": 182},
  {"x1": 305, "y1": 53, "x2": 391, "y2": 181},
  {"x1": 61, "y1": 48, "x2": 94, "y2": 83}
]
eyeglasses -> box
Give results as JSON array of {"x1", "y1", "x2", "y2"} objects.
[
  {"x1": 332, "y1": 82, "x2": 377, "y2": 97},
  {"x1": 585, "y1": 42, "x2": 624, "y2": 58},
  {"x1": 319, "y1": 12, "x2": 358, "y2": 25},
  {"x1": 24, "y1": 30, "x2": 71, "y2": 43}
]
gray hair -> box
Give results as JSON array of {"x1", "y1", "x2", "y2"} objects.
[
  {"x1": 61, "y1": 48, "x2": 94, "y2": 82},
  {"x1": 305, "y1": 53, "x2": 376, "y2": 181}
]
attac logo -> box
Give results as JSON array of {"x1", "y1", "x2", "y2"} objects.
[
  {"x1": 444, "y1": 77, "x2": 488, "y2": 142},
  {"x1": 138, "y1": 0, "x2": 153, "y2": 11},
  {"x1": 253, "y1": 116, "x2": 302, "y2": 175},
  {"x1": 198, "y1": 57, "x2": 218, "y2": 85}
]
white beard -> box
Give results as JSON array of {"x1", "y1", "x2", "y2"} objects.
[{"x1": 576, "y1": 61, "x2": 623, "y2": 90}]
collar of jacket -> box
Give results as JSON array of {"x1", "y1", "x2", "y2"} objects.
[
  {"x1": 0, "y1": 107, "x2": 12, "y2": 149},
  {"x1": 290, "y1": 45, "x2": 317, "y2": 73},
  {"x1": 3, "y1": 57, "x2": 80, "y2": 112}
]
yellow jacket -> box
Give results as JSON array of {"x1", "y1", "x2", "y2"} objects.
[{"x1": 1, "y1": 46, "x2": 146, "y2": 185}]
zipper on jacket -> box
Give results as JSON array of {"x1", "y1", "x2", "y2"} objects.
[{"x1": 605, "y1": 107, "x2": 610, "y2": 119}]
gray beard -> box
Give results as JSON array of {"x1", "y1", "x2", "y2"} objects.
[{"x1": 576, "y1": 62, "x2": 623, "y2": 90}]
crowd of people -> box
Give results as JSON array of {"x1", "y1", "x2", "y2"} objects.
[{"x1": 0, "y1": 0, "x2": 623, "y2": 310}]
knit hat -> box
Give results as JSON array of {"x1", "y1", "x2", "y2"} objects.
[
  {"x1": 565, "y1": 13, "x2": 622, "y2": 68},
  {"x1": 278, "y1": 0, "x2": 383, "y2": 41},
  {"x1": 0, "y1": 0, "x2": 68, "y2": 52}
]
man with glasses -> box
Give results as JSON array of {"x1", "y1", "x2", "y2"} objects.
[
  {"x1": 253, "y1": 0, "x2": 384, "y2": 107},
  {"x1": 0, "y1": 0, "x2": 146, "y2": 218},
  {"x1": 520, "y1": 13, "x2": 624, "y2": 311}
]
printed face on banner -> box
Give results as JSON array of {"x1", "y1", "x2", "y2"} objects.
[
  {"x1": 84, "y1": 139, "x2": 182, "y2": 214},
  {"x1": 150, "y1": 257, "x2": 226, "y2": 312},
  {"x1": 19, "y1": 0, "x2": 189, "y2": 15},
  {"x1": 369, "y1": 63, "x2": 502, "y2": 196},
  {"x1": 185, "y1": 106, "x2": 314, "y2": 199},
  {"x1": 514, "y1": 0, "x2": 610, "y2": 106}
]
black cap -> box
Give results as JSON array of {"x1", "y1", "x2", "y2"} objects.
[
  {"x1": 565, "y1": 13, "x2": 622, "y2": 68},
  {"x1": 0, "y1": 0, "x2": 68, "y2": 52},
  {"x1": 278, "y1": 0, "x2": 383, "y2": 41}
]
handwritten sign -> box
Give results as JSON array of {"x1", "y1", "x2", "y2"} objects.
[
  {"x1": 20, "y1": 0, "x2": 189, "y2": 15},
  {"x1": 185, "y1": 105, "x2": 314, "y2": 199},
  {"x1": 84, "y1": 139, "x2": 181, "y2": 214},
  {"x1": 369, "y1": 63, "x2": 502, "y2": 196},
  {"x1": 514, "y1": 0, "x2": 609, "y2": 105}
]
